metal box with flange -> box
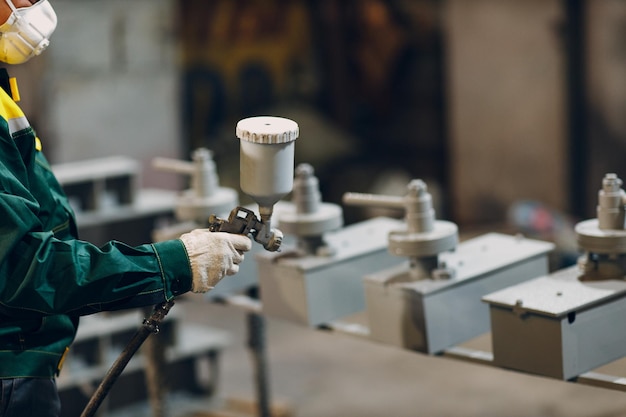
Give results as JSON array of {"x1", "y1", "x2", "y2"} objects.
[
  {"x1": 365, "y1": 233, "x2": 554, "y2": 354},
  {"x1": 483, "y1": 266, "x2": 626, "y2": 380}
]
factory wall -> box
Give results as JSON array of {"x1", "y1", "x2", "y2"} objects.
[
  {"x1": 587, "y1": 1, "x2": 626, "y2": 217},
  {"x1": 445, "y1": 0, "x2": 568, "y2": 226}
]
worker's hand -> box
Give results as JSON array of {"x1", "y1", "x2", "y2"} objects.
[{"x1": 179, "y1": 230, "x2": 252, "y2": 293}]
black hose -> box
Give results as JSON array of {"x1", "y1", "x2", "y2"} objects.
[{"x1": 80, "y1": 300, "x2": 175, "y2": 417}]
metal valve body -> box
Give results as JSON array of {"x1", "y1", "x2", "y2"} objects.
[
  {"x1": 344, "y1": 179, "x2": 553, "y2": 354},
  {"x1": 483, "y1": 173, "x2": 626, "y2": 380}
]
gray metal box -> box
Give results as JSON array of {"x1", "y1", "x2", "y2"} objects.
[
  {"x1": 483, "y1": 266, "x2": 626, "y2": 380},
  {"x1": 365, "y1": 233, "x2": 554, "y2": 354},
  {"x1": 257, "y1": 217, "x2": 403, "y2": 326}
]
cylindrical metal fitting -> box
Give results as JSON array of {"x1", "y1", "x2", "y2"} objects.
[
  {"x1": 293, "y1": 163, "x2": 321, "y2": 214},
  {"x1": 597, "y1": 173, "x2": 626, "y2": 230},
  {"x1": 276, "y1": 163, "x2": 343, "y2": 240},
  {"x1": 191, "y1": 148, "x2": 219, "y2": 198},
  {"x1": 342, "y1": 192, "x2": 405, "y2": 210},
  {"x1": 405, "y1": 179, "x2": 435, "y2": 234},
  {"x1": 576, "y1": 173, "x2": 626, "y2": 256},
  {"x1": 342, "y1": 179, "x2": 458, "y2": 259},
  {"x1": 151, "y1": 148, "x2": 238, "y2": 222}
]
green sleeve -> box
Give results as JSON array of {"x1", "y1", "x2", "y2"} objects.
[{"x1": 0, "y1": 181, "x2": 193, "y2": 318}]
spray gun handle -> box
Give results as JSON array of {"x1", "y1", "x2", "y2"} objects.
[{"x1": 207, "y1": 206, "x2": 283, "y2": 252}]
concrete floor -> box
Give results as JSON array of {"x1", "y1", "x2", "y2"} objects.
[{"x1": 176, "y1": 295, "x2": 626, "y2": 417}]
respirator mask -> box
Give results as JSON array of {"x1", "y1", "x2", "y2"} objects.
[{"x1": 0, "y1": 0, "x2": 57, "y2": 64}]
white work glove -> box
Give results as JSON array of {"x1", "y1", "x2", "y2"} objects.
[{"x1": 179, "y1": 230, "x2": 252, "y2": 293}]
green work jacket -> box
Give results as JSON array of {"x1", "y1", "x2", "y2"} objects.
[{"x1": 0, "y1": 76, "x2": 193, "y2": 379}]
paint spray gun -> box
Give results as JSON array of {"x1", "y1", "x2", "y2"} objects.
[{"x1": 207, "y1": 116, "x2": 299, "y2": 252}]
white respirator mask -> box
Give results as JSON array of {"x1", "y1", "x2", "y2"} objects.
[{"x1": 0, "y1": 0, "x2": 57, "y2": 64}]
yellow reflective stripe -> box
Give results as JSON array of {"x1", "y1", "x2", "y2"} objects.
[
  {"x1": 0, "y1": 88, "x2": 31, "y2": 136},
  {"x1": 0, "y1": 88, "x2": 25, "y2": 120},
  {"x1": 9, "y1": 77, "x2": 20, "y2": 102},
  {"x1": 35, "y1": 136, "x2": 42, "y2": 151}
]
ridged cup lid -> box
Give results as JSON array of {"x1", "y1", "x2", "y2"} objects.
[{"x1": 236, "y1": 116, "x2": 299, "y2": 144}]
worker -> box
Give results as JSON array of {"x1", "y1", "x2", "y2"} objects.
[{"x1": 0, "y1": 1, "x2": 252, "y2": 416}]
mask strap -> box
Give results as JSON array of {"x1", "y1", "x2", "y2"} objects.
[
  {"x1": 4, "y1": 0, "x2": 17, "y2": 13},
  {"x1": 5, "y1": 0, "x2": 17, "y2": 12}
]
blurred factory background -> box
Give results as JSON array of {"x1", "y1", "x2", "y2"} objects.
[
  {"x1": 10, "y1": 0, "x2": 626, "y2": 416},
  {"x1": 19, "y1": 0, "x2": 626, "y2": 230}
]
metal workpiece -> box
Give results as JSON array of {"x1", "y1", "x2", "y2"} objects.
[
  {"x1": 576, "y1": 173, "x2": 626, "y2": 280},
  {"x1": 343, "y1": 179, "x2": 458, "y2": 280},
  {"x1": 577, "y1": 173, "x2": 626, "y2": 254},
  {"x1": 274, "y1": 163, "x2": 343, "y2": 255},
  {"x1": 481, "y1": 173, "x2": 626, "y2": 380},
  {"x1": 365, "y1": 233, "x2": 553, "y2": 354},
  {"x1": 256, "y1": 217, "x2": 404, "y2": 326},
  {"x1": 257, "y1": 162, "x2": 398, "y2": 327},
  {"x1": 152, "y1": 148, "x2": 238, "y2": 223},
  {"x1": 483, "y1": 266, "x2": 626, "y2": 380},
  {"x1": 597, "y1": 173, "x2": 626, "y2": 230}
]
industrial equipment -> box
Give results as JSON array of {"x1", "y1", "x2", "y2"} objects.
[
  {"x1": 256, "y1": 163, "x2": 403, "y2": 326},
  {"x1": 345, "y1": 179, "x2": 554, "y2": 354},
  {"x1": 484, "y1": 173, "x2": 626, "y2": 380}
]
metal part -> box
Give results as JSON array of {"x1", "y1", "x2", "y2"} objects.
[
  {"x1": 484, "y1": 173, "x2": 626, "y2": 380},
  {"x1": 341, "y1": 177, "x2": 553, "y2": 354},
  {"x1": 274, "y1": 163, "x2": 343, "y2": 255},
  {"x1": 365, "y1": 233, "x2": 553, "y2": 353},
  {"x1": 483, "y1": 266, "x2": 626, "y2": 380},
  {"x1": 257, "y1": 216, "x2": 404, "y2": 326},
  {"x1": 576, "y1": 173, "x2": 626, "y2": 280},
  {"x1": 343, "y1": 179, "x2": 458, "y2": 280},
  {"x1": 152, "y1": 148, "x2": 238, "y2": 223},
  {"x1": 256, "y1": 160, "x2": 397, "y2": 326}
]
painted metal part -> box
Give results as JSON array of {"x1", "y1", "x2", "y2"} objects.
[
  {"x1": 484, "y1": 173, "x2": 626, "y2": 380},
  {"x1": 365, "y1": 233, "x2": 553, "y2": 354},
  {"x1": 274, "y1": 163, "x2": 343, "y2": 255},
  {"x1": 256, "y1": 217, "x2": 403, "y2": 326},
  {"x1": 483, "y1": 266, "x2": 626, "y2": 380},
  {"x1": 152, "y1": 148, "x2": 238, "y2": 223}
]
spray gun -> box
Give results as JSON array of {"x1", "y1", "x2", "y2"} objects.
[{"x1": 207, "y1": 116, "x2": 299, "y2": 252}]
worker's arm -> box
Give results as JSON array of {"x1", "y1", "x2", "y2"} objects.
[
  {"x1": 0, "y1": 193, "x2": 193, "y2": 317},
  {"x1": 0, "y1": 144, "x2": 194, "y2": 317}
]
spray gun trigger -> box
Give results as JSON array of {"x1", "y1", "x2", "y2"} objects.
[{"x1": 207, "y1": 206, "x2": 282, "y2": 252}]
